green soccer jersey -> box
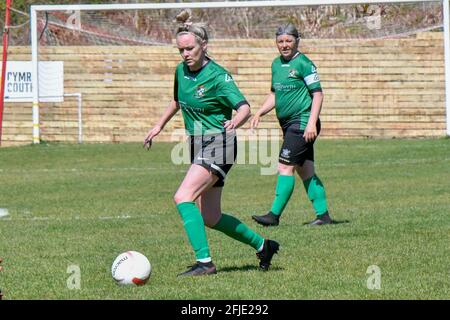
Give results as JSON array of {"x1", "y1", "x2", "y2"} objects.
[
  {"x1": 174, "y1": 60, "x2": 248, "y2": 136},
  {"x1": 271, "y1": 52, "x2": 322, "y2": 130}
]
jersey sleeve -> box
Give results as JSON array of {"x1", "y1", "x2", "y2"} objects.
[
  {"x1": 216, "y1": 73, "x2": 249, "y2": 110},
  {"x1": 298, "y1": 59, "x2": 322, "y2": 93}
]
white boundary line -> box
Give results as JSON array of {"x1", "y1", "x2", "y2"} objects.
[
  {"x1": 0, "y1": 214, "x2": 154, "y2": 221},
  {"x1": 2, "y1": 203, "x2": 449, "y2": 222},
  {"x1": 0, "y1": 208, "x2": 9, "y2": 218},
  {"x1": 0, "y1": 157, "x2": 448, "y2": 174}
]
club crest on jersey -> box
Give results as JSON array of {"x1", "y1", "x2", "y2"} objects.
[
  {"x1": 288, "y1": 69, "x2": 298, "y2": 78},
  {"x1": 195, "y1": 85, "x2": 206, "y2": 98}
]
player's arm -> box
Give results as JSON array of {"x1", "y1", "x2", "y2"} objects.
[
  {"x1": 304, "y1": 91, "x2": 323, "y2": 143},
  {"x1": 216, "y1": 72, "x2": 251, "y2": 130},
  {"x1": 300, "y1": 60, "x2": 323, "y2": 143},
  {"x1": 144, "y1": 99, "x2": 180, "y2": 149},
  {"x1": 224, "y1": 103, "x2": 251, "y2": 130},
  {"x1": 144, "y1": 70, "x2": 181, "y2": 149},
  {"x1": 250, "y1": 92, "x2": 275, "y2": 129}
]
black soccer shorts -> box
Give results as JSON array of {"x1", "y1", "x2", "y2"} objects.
[
  {"x1": 190, "y1": 131, "x2": 237, "y2": 187},
  {"x1": 278, "y1": 119, "x2": 321, "y2": 166}
]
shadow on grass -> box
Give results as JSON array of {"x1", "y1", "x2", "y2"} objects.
[
  {"x1": 218, "y1": 264, "x2": 283, "y2": 273},
  {"x1": 302, "y1": 219, "x2": 351, "y2": 226}
]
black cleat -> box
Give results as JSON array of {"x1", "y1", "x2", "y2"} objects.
[
  {"x1": 252, "y1": 212, "x2": 280, "y2": 226},
  {"x1": 177, "y1": 261, "x2": 217, "y2": 277},
  {"x1": 308, "y1": 212, "x2": 333, "y2": 226},
  {"x1": 256, "y1": 239, "x2": 280, "y2": 271}
]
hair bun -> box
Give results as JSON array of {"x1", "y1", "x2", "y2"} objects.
[
  {"x1": 175, "y1": 9, "x2": 192, "y2": 25},
  {"x1": 174, "y1": 9, "x2": 209, "y2": 44}
]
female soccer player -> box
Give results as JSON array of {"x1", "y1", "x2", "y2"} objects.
[
  {"x1": 251, "y1": 24, "x2": 333, "y2": 227},
  {"x1": 144, "y1": 10, "x2": 279, "y2": 276}
]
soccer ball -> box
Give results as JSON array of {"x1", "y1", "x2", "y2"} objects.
[{"x1": 111, "y1": 251, "x2": 151, "y2": 286}]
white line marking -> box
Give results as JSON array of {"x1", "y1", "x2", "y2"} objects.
[
  {"x1": 0, "y1": 157, "x2": 448, "y2": 174},
  {"x1": 0, "y1": 213, "x2": 154, "y2": 222},
  {"x1": 0, "y1": 208, "x2": 9, "y2": 218}
]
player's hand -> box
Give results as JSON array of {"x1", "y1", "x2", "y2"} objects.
[
  {"x1": 143, "y1": 125, "x2": 161, "y2": 150},
  {"x1": 250, "y1": 114, "x2": 261, "y2": 130},
  {"x1": 303, "y1": 122, "x2": 317, "y2": 143},
  {"x1": 223, "y1": 120, "x2": 237, "y2": 132},
  {"x1": 0, "y1": 257, "x2": 3, "y2": 272}
]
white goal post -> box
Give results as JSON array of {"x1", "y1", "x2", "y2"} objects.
[{"x1": 29, "y1": 0, "x2": 450, "y2": 144}]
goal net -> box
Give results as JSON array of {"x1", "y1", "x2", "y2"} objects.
[{"x1": 27, "y1": 0, "x2": 447, "y2": 144}]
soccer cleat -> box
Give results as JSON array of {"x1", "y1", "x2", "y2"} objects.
[
  {"x1": 308, "y1": 212, "x2": 333, "y2": 226},
  {"x1": 252, "y1": 212, "x2": 280, "y2": 226},
  {"x1": 256, "y1": 239, "x2": 280, "y2": 271},
  {"x1": 177, "y1": 261, "x2": 217, "y2": 277}
]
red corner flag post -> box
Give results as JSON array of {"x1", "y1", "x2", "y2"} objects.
[{"x1": 0, "y1": 0, "x2": 12, "y2": 146}]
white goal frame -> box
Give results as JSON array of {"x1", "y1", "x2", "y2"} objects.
[{"x1": 30, "y1": 0, "x2": 450, "y2": 143}]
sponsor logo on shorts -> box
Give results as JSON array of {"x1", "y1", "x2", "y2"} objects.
[{"x1": 281, "y1": 148, "x2": 291, "y2": 158}]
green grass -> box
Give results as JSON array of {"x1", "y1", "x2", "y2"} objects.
[{"x1": 0, "y1": 138, "x2": 449, "y2": 299}]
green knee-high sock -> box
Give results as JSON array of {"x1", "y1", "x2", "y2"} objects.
[
  {"x1": 176, "y1": 202, "x2": 211, "y2": 261},
  {"x1": 303, "y1": 175, "x2": 328, "y2": 216},
  {"x1": 270, "y1": 175, "x2": 295, "y2": 217},
  {"x1": 212, "y1": 213, "x2": 264, "y2": 251}
]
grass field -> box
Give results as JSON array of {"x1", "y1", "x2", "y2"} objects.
[{"x1": 0, "y1": 138, "x2": 449, "y2": 300}]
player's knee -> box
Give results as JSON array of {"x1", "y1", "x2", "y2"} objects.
[
  {"x1": 278, "y1": 163, "x2": 295, "y2": 175},
  {"x1": 173, "y1": 189, "x2": 194, "y2": 204},
  {"x1": 298, "y1": 160, "x2": 315, "y2": 180},
  {"x1": 202, "y1": 211, "x2": 222, "y2": 228},
  {"x1": 203, "y1": 217, "x2": 215, "y2": 228}
]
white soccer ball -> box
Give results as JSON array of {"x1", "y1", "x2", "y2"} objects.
[{"x1": 111, "y1": 251, "x2": 151, "y2": 286}]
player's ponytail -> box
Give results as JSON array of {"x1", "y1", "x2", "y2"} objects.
[{"x1": 175, "y1": 9, "x2": 209, "y2": 44}]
